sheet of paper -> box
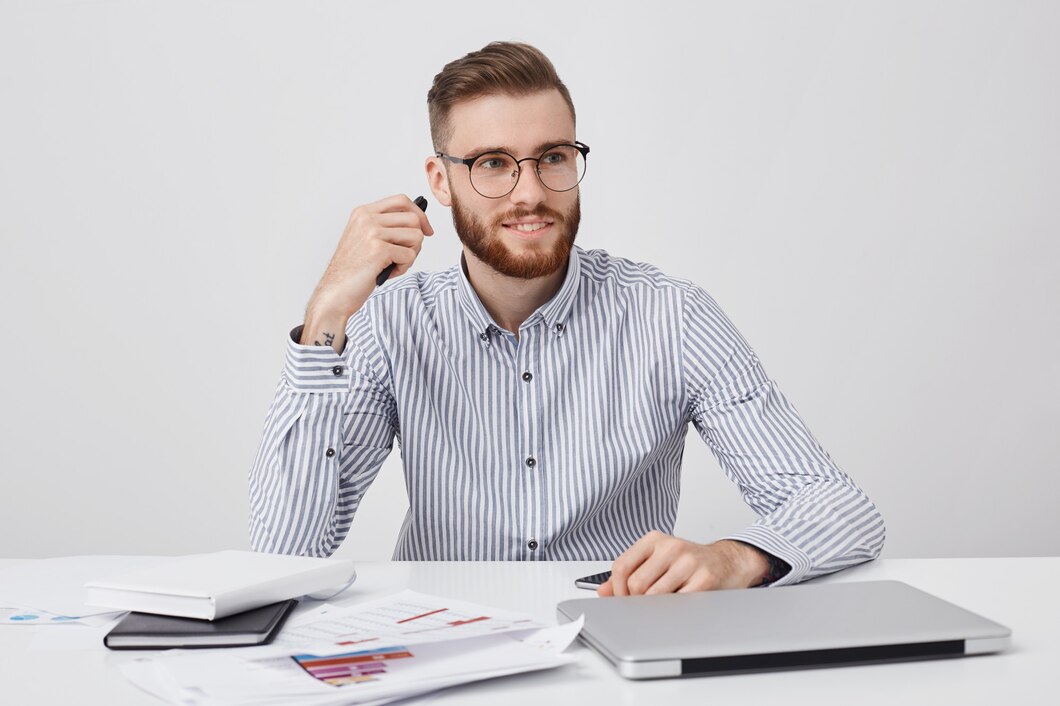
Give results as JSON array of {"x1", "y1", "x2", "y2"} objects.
[
  {"x1": 117, "y1": 594, "x2": 583, "y2": 706},
  {"x1": 137, "y1": 628, "x2": 578, "y2": 706},
  {"x1": 1, "y1": 605, "x2": 123, "y2": 626},
  {"x1": 275, "y1": 589, "x2": 547, "y2": 655},
  {"x1": 0, "y1": 555, "x2": 167, "y2": 618}
]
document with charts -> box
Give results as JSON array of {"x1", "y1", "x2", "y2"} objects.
[
  {"x1": 274, "y1": 589, "x2": 548, "y2": 654},
  {"x1": 118, "y1": 590, "x2": 583, "y2": 706}
]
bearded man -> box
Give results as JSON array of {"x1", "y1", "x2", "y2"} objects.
[{"x1": 249, "y1": 41, "x2": 885, "y2": 595}]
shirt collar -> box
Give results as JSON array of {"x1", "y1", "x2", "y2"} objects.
[{"x1": 455, "y1": 246, "x2": 583, "y2": 344}]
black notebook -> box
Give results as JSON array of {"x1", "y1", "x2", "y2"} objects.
[{"x1": 103, "y1": 598, "x2": 297, "y2": 650}]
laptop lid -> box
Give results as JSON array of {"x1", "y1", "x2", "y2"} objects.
[{"x1": 556, "y1": 580, "x2": 1011, "y2": 679}]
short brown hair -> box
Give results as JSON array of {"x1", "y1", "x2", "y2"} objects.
[{"x1": 427, "y1": 41, "x2": 576, "y2": 152}]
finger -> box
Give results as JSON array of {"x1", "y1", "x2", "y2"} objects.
[
  {"x1": 597, "y1": 579, "x2": 613, "y2": 597},
  {"x1": 381, "y1": 242, "x2": 417, "y2": 268},
  {"x1": 624, "y1": 553, "x2": 672, "y2": 595},
  {"x1": 678, "y1": 568, "x2": 712, "y2": 589},
  {"x1": 374, "y1": 194, "x2": 434, "y2": 235},
  {"x1": 365, "y1": 193, "x2": 417, "y2": 214},
  {"x1": 676, "y1": 568, "x2": 722, "y2": 593},
  {"x1": 380, "y1": 245, "x2": 421, "y2": 280},
  {"x1": 643, "y1": 562, "x2": 697, "y2": 595},
  {"x1": 609, "y1": 533, "x2": 663, "y2": 597},
  {"x1": 375, "y1": 211, "x2": 427, "y2": 230},
  {"x1": 370, "y1": 226, "x2": 427, "y2": 249}
]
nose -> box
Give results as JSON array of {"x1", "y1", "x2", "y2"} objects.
[{"x1": 507, "y1": 162, "x2": 548, "y2": 210}]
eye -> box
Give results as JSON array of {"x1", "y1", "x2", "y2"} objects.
[
  {"x1": 541, "y1": 150, "x2": 567, "y2": 164},
  {"x1": 474, "y1": 153, "x2": 514, "y2": 171}
]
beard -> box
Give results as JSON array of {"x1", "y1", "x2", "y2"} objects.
[{"x1": 451, "y1": 191, "x2": 581, "y2": 280}]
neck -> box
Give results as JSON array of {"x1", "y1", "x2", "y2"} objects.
[{"x1": 462, "y1": 249, "x2": 568, "y2": 339}]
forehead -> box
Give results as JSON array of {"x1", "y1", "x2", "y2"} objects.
[{"x1": 447, "y1": 89, "x2": 575, "y2": 156}]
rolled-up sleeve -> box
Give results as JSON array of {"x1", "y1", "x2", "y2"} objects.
[
  {"x1": 248, "y1": 313, "x2": 397, "y2": 557},
  {"x1": 681, "y1": 285, "x2": 886, "y2": 586}
]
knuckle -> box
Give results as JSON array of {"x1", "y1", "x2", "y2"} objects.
[
  {"x1": 660, "y1": 540, "x2": 682, "y2": 559},
  {"x1": 692, "y1": 570, "x2": 717, "y2": 590},
  {"x1": 674, "y1": 554, "x2": 698, "y2": 574}
]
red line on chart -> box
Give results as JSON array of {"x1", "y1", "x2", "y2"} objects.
[
  {"x1": 396, "y1": 608, "x2": 448, "y2": 624},
  {"x1": 336, "y1": 638, "x2": 380, "y2": 646},
  {"x1": 448, "y1": 616, "x2": 489, "y2": 626}
]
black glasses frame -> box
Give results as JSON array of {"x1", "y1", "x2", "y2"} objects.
[{"x1": 436, "y1": 141, "x2": 590, "y2": 198}]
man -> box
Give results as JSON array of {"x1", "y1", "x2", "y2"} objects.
[{"x1": 248, "y1": 41, "x2": 885, "y2": 595}]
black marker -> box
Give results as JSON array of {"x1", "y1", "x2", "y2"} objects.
[{"x1": 376, "y1": 195, "x2": 429, "y2": 286}]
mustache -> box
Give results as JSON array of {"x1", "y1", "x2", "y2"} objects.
[{"x1": 493, "y1": 206, "x2": 566, "y2": 226}]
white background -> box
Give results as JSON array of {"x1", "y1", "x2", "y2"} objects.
[{"x1": 1, "y1": 0, "x2": 1057, "y2": 560}]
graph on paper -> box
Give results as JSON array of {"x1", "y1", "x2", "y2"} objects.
[
  {"x1": 292, "y1": 646, "x2": 414, "y2": 686},
  {"x1": 275, "y1": 590, "x2": 545, "y2": 653}
]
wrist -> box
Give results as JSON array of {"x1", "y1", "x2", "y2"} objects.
[
  {"x1": 718, "y1": 539, "x2": 789, "y2": 587},
  {"x1": 714, "y1": 540, "x2": 769, "y2": 588}
]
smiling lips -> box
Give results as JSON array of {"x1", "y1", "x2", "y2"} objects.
[{"x1": 502, "y1": 219, "x2": 554, "y2": 238}]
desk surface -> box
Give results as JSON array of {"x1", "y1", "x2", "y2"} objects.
[{"x1": 3, "y1": 557, "x2": 1057, "y2": 704}]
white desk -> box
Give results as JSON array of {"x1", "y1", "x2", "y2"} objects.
[{"x1": 3, "y1": 558, "x2": 1057, "y2": 704}]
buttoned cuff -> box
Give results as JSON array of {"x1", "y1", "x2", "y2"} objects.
[
  {"x1": 721, "y1": 525, "x2": 813, "y2": 587},
  {"x1": 284, "y1": 324, "x2": 351, "y2": 393}
]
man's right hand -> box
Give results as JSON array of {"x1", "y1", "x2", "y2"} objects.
[{"x1": 300, "y1": 194, "x2": 434, "y2": 353}]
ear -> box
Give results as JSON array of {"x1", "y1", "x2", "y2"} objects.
[{"x1": 425, "y1": 156, "x2": 452, "y2": 207}]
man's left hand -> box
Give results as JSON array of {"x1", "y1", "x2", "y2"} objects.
[{"x1": 598, "y1": 531, "x2": 769, "y2": 596}]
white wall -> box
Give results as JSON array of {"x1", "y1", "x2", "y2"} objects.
[{"x1": 1, "y1": 0, "x2": 1057, "y2": 560}]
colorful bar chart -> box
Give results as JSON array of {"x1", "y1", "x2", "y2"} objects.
[{"x1": 293, "y1": 647, "x2": 414, "y2": 686}]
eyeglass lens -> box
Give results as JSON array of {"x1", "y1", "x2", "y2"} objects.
[{"x1": 469, "y1": 146, "x2": 586, "y2": 198}]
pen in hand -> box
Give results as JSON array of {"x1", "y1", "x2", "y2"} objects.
[{"x1": 376, "y1": 195, "x2": 428, "y2": 286}]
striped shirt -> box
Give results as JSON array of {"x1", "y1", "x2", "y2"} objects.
[{"x1": 248, "y1": 246, "x2": 885, "y2": 586}]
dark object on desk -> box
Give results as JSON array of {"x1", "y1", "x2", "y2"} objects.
[
  {"x1": 376, "y1": 195, "x2": 428, "y2": 286},
  {"x1": 103, "y1": 599, "x2": 297, "y2": 650},
  {"x1": 574, "y1": 570, "x2": 612, "y2": 589},
  {"x1": 557, "y1": 580, "x2": 1011, "y2": 679}
]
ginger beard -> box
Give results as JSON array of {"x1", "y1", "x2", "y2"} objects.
[{"x1": 450, "y1": 189, "x2": 581, "y2": 280}]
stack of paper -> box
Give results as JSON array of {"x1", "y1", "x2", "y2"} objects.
[
  {"x1": 120, "y1": 590, "x2": 583, "y2": 705},
  {"x1": 0, "y1": 556, "x2": 169, "y2": 627},
  {"x1": 84, "y1": 550, "x2": 357, "y2": 619}
]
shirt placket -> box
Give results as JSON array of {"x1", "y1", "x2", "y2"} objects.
[{"x1": 515, "y1": 323, "x2": 542, "y2": 560}]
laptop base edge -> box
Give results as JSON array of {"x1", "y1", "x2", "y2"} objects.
[{"x1": 612, "y1": 637, "x2": 1011, "y2": 680}]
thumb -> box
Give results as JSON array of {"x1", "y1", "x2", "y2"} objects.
[{"x1": 597, "y1": 580, "x2": 614, "y2": 597}]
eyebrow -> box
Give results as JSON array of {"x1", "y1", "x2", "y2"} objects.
[{"x1": 461, "y1": 139, "x2": 574, "y2": 158}]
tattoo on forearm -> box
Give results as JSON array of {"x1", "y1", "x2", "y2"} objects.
[{"x1": 313, "y1": 331, "x2": 336, "y2": 347}]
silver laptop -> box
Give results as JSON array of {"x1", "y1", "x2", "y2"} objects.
[{"x1": 556, "y1": 580, "x2": 1011, "y2": 679}]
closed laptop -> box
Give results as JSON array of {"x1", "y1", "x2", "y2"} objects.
[{"x1": 556, "y1": 580, "x2": 1011, "y2": 679}]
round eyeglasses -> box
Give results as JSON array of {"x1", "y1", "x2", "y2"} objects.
[{"x1": 436, "y1": 141, "x2": 590, "y2": 199}]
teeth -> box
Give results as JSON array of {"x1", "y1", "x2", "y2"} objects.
[{"x1": 509, "y1": 222, "x2": 549, "y2": 232}]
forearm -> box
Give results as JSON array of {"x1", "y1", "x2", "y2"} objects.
[
  {"x1": 724, "y1": 479, "x2": 885, "y2": 586},
  {"x1": 300, "y1": 295, "x2": 352, "y2": 355},
  {"x1": 248, "y1": 382, "x2": 348, "y2": 557},
  {"x1": 249, "y1": 322, "x2": 393, "y2": 557}
]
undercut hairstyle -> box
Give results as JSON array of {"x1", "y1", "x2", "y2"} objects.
[{"x1": 427, "y1": 41, "x2": 576, "y2": 152}]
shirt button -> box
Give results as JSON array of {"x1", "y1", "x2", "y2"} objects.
[
  {"x1": 522, "y1": 371, "x2": 533, "y2": 382},
  {"x1": 527, "y1": 539, "x2": 539, "y2": 550},
  {"x1": 525, "y1": 456, "x2": 536, "y2": 468},
  {"x1": 325, "y1": 447, "x2": 335, "y2": 458},
  {"x1": 332, "y1": 366, "x2": 343, "y2": 376},
  {"x1": 554, "y1": 323, "x2": 564, "y2": 332}
]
